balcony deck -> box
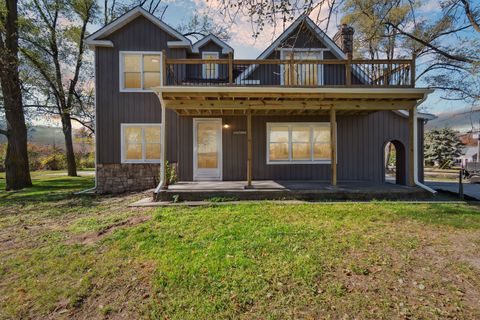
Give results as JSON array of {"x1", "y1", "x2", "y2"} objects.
[{"x1": 162, "y1": 57, "x2": 416, "y2": 88}]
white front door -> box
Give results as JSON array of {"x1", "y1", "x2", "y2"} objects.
[{"x1": 193, "y1": 118, "x2": 222, "y2": 180}]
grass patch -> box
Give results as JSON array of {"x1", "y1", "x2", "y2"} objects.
[{"x1": 0, "y1": 173, "x2": 480, "y2": 319}]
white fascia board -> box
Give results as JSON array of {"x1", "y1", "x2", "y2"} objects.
[
  {"x1": 167, "y1": 40, "x2": 192, "y2": 48},
  {"x1": 192, "y1": 34, "x2": 234, "y2": 54},
  {"x1": 85, "y1": 6, "x2": 191, "y2": 48},
  {"x1": 85, "y1": 40, "x2": 114, "y2": 48}
]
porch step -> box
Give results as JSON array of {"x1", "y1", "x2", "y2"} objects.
[{"x1": 154, "y1": 187, "x2": 432, "y2": 202}]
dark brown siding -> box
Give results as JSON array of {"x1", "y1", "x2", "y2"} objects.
[
  {"x1": 176, "y1": 111, "x2": 419, "y2": 182},
  {"x1": 96, "y1": 16, "x2": 184, "y2": 164}
]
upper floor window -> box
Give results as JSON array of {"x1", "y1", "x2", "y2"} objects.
[
  {"x1": 202, "y1": 51, "x2": 219, "y2": 79},
  {"x1": 281, "y1": 50, "x2": 324, "y2": 86},
  {"x1": 120, "y1": 52, "x2": 161, "y2": 92}
]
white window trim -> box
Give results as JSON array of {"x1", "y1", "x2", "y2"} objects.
[
  {"x1": 266, "y1": 122, "x2": 334, "y2": 165},
  {"x1": 279, "y1": 49, "x2": 325, "y2": 86},
  {"x1": 202, "y1": 51, "x2": 219, "y2": 79},
  {"x1": 119, "y1": 51, "x2": 163, "y2": 93},
  {"x1": 121, "y1": 123, "x2": 162, "y2": 164}
]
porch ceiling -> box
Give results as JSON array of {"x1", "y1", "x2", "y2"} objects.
[{"x1": 154, "y1": 86, "x2": 433, "y2": 116}]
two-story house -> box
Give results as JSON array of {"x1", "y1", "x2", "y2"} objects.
[{"x1": 86, "y1": 6, "x2": 435, "y2": 199}]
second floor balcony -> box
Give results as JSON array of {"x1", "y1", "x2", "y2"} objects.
[{"x1": 162, "y1": 56, "x2": 416, "y2": 88}]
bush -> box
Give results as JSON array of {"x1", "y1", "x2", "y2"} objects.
[
  {"x1": 0, "y1": 144, "x2": 6, "y2": 172},
  {"x1": 79, "y1": 152, "x2": 95, "y2": 169},
  {"x1": 39, "y1": 153, "x2": 67, "y2": 170}
]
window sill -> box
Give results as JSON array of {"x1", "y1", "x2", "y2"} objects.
[
  {"x1": 266, "y1": 160, "x2": 332, "y2": 165},
  {"x1": 121, "y1": 160, "x2": 162, "y2": 164},
  {"x1": 119, "y1": 89, "x2": 156, "y2": 93}
]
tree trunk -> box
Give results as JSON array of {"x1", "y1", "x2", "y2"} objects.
[
  {"x1": 0, "y1": 0, "x2": 32, "y2": 190},
  {"x1": 61, "y1": 113, "x2": 77, "y2": 177}
]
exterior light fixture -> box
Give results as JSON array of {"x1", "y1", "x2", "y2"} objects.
[{"x1": 223, "y1": 124, "x2": 230, "y2": 129}]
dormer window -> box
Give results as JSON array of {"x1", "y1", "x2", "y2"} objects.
[
  {"x1": 120, "y1": 52, "x2": 162, "y2": 92},
  {"x1": 202, "y1": 52, "x2": 219, "y2": 79},
  {"x1": 280, "y1": 49, "x2": 324, "y2": 86}
]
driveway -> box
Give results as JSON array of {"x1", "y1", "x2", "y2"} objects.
[{"x1": 426, "y1": 180, "x2": 480, "y2": 200}]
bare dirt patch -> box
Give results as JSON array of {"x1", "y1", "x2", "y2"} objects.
[{"x1": 66, "y1": 214, "x2": 152, "y2": 245}]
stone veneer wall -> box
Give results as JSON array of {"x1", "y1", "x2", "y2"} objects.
[{"x1": 96, "y1": 163, "x2": 160, "y2": 194}]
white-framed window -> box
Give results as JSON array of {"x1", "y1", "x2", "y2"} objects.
[
  {"x1": 121, "y1": 124, "x2": 162, "y2": 163},
  {"x1": 266, "y1": 122, "x2": 332, "y2": 164},
  {"x1": 202, "y1": 51, "x2": 219, "y2": 79},
  {"x1": 280, "y1": 49, "x2": 325, "y2": 86},
  {"x1": 119, "y1": 51, "x2": 162, "y2": 92}
]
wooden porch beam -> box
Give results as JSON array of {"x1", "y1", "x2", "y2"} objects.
[
  {"x1": 330, "y1": 108, "x2": 337, "y2": 186},
  {"x1": 163, "y1": 99, "x2": 416, "y2": 111}
]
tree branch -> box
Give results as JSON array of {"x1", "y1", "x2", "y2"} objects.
[
  {"x1": 460, "y1": 0, "x2": 480, "y2": 33},
  {"x1": 0, "y1": 128, "x2": 8, "y2": 136},
  {"x1": 386, "y1": 22, "x2": 478, "y2": 63}
]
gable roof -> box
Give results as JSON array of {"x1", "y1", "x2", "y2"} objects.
[
  {"x1": 236, "y1": 15, "x2": 346, "y2": 82},
  {"x1": 85, "y1": 6, "x2": 191, "y2": 48},
  {"x1": 192, "y1": 34, "x2": 234, "y2": 54}
]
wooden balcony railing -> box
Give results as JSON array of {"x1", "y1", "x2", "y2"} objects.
[{"x1": 162, "y1": 54, "x2": 416, "y2": 88}]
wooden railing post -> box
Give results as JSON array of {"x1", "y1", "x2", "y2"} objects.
[
  {"x1": 228, "y1": 52, "x2": 233, "y2": 85},
  {"x1": 162, "y1": 49, "x2": 167, "y2": 86},
  {"x1": 411, "y1": 52, "x2": 416, "y2": 88},
  {"x1": 289, "y1": 53, "x2": 295, "y2": 86},
  {"x1": 346, "y1": 53, "x2": 352, "y2": 86}
]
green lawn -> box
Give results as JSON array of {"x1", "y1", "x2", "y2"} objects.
[{"x1": 1, "y1": 172, "x2": 480, "y2": 319}]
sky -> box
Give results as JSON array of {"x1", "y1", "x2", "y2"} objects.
[
  {"x1": 140, "y1": 0, "x2": 477, "y2": 117},
  {"x1": 78, "y1": 0, "x2": 477, "y2": 131}
]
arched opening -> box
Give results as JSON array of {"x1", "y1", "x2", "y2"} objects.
[{"x1": 384, "y1": 140, "x2": 406, "y2": 185}]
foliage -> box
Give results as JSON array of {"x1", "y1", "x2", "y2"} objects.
[
  {"x1": 424, "y1": 128, "x2": 464, "y2": 167},
  {"x1": 166, "y1": 161, "x2": 178, "y2": 185},
  {"x1": 39, "y1": 152, "x2": 67, "y2": 171},
  {"x1": 177, "y1": 13, "x2": 231, "y2": 41}
]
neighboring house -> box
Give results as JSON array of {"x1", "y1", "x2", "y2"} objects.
[{"x1": 86, "y1": 6, "x2": 435, "y2": 194}]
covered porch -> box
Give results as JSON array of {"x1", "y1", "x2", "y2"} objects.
[{"x1": 154, "y1": 86, "x2": 431, "y2": 196}]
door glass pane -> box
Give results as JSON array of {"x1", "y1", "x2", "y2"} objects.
[
  {"x1": 292, "y1": 143, "x2": 311, "y2": 160},
  {"x1": 124, "y1": 73, "x2": 141, "y2": 89},
  {"x1": 292, "y1": 126, "x2": 310, "y2": 142},
  {"x1": 269, "y1": 126, "x2": 289, "y2": 143},
  {"x1": 144, "y1": 127, "x2": 160, "y2": 143},
  {"x1": 313, "y1": 126, "x2": 331, "y2": 160},
  {"x1": 146, "y1": 143, "x2": 161, "y2": 160},
  {"x1": 197, "y1": 122, "x2": 218, "y2": 169},
  {"x1": 143, "y1": 55, "x2": 160, "y2": 72},
  {"x1": 125, "y1": 127, "x2": 142, "y2": 143},
  {"x1": 125, "y1": 143, "x2": 142, "y2": 160},
  {"x1": 124, "y1": 54, "x2": 141, "y2": 72},
  {"x1": 269, "y1": 143, "x2": 289, "y2": 161},
  {"x1": 144, "y1": 72, "x2": 160, "y2": 89}
]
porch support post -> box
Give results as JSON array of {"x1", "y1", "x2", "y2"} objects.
[
  {"x1": 245, "y1": 110, "x2": 253, "y2": 188},
  {"x1": 330, "y1": 107, "x2": 337, "y2": 186},
  {"x1": 408, "y1": 107, "x2": 415, "y2": 186}
]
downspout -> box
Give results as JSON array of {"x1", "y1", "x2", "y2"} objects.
[
  {"x1": 413, "y1": 92, "x2": 437, "y2": 194},
  {"x1": 154, "y1": 91, "x2": 167, "y2": 194}
]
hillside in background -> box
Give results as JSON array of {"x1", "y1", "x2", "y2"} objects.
[
  {"x1": 0, "y1": 126, "x2": 64, "y2": 147},
  {"x1": 426, "y1": 107, "x2": 480, "y2": 133}
]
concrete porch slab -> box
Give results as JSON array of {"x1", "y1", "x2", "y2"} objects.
[{"x1": 155, "y1": 180, "x2": 432, "y2": 202}]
